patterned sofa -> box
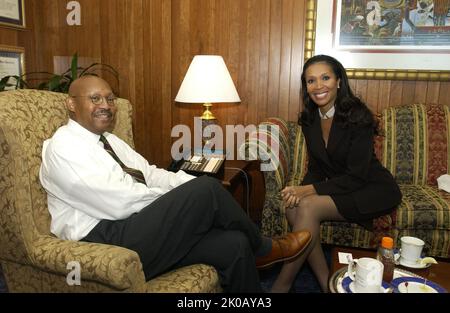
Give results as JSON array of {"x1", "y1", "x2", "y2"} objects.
[
  {"x1": 0, "y1": 89, "x2": 221, "y2": 292},
  {"x1": 241, "y1": 103, "x2": 450, "y2": 258}
]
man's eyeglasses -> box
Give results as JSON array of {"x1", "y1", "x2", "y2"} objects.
[{"x1": 70, "y1": 94, "x2": 117, "y2": 106}]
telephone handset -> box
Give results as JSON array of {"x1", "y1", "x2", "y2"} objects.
[{"x1": 168, "y1": 154, "x2": 225, "y2": 176}]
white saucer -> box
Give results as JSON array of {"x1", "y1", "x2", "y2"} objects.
[
  {"x1": 342, "y1": 276, "x2": 390, "y2": 293},
  {"x1": 394, "y1": 253, "x2": 432, "y2": 269},
  {"x1": 348, "y1": 281, "x2": 390, "y2": 293},
  {"x1": 399, "y1": 258, "x2": 431, "y2": 269}
]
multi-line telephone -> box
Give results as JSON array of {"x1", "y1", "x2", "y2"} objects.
[{"x1": 168, "y1": 154, "x2": 225, "y2": 176}]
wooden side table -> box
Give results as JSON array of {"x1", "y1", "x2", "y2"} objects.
[
  {"x1": 171, "y1": 158, "x2": 263, "y2": 223},
  {"x1": 216, "y1": 160, "x2": 252, "y2": 214}
]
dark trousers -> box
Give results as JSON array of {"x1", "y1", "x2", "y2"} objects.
[{"x1": 82, "y1": 175, "x2": 263, "y2": 292}]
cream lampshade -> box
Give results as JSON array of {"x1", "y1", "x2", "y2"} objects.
[{"x1": 175, "y1": 55, "x2": 241, "y2": 120}]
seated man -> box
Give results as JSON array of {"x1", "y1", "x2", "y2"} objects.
[{"x1": 39, "y1": 75, "x2": 311, "y2": 292}]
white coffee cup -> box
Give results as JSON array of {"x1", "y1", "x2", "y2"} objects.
[
  {"x1": 347, "y1": 257, "x2": 384, "y2": 293},
  {"x1": 400, "y1": 236, "x2": 424, "y2": 265}
]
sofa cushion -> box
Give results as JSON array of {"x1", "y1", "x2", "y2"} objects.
[
  {"x1": 397, "y1": 185, "x2": 450, "y2": 231},
  {"x1": 320, "y1": 184, "x2": 450, "y2": 257}
]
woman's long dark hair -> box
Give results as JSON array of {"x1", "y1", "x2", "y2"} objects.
[{"x1": 299, "y1": 55, "x2": 377, "y2": 133}]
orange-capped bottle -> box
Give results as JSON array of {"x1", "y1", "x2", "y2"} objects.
[{"x1": 377, "y1": 236, "x2": 395, "y2": 283}]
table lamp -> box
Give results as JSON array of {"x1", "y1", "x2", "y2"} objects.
[{"x1": 175, "y1": 55, "x2": 241, "y2": 121}]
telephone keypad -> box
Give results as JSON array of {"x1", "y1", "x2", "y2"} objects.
[{"x1": 181, "y1": 155, "x2": 225, "y2": 174}]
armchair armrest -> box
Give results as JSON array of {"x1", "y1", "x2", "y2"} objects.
[
  {"x1": 31, "y1": 235, "x2": 145, "y2": 290},
  {"x1": 239, "y1": 118, "x2": 306, "y2": 237},
  {"x1": 238, "y1": 117, "x2": 292, "y2": 191}
]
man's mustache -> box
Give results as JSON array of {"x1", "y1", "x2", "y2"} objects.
[{"x1": 93, "y1": 109, "x2": 113, "y2": 118}]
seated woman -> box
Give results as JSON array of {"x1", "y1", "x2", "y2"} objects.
[{"x1": 270, "y1": 54, "x2": 402, "y2": 293}]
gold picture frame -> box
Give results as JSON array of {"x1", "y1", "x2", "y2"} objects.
[
  {"x1": 304, "y1": 0, "x2": 450, "y2": 81},
  {"x1": 0, "y1": 45, "x2": 25, "y2": 90},
  {"x1": 0, "y1": 0, "x2": 25, "y2": 29}
]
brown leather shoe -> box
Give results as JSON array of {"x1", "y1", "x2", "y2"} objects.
[{"x1": 255, "y1": 230, "x2": 311, "y2": 269}]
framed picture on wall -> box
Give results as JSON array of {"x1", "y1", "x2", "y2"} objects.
[
  {"x1": 304, "y1": 0, "x2": 450, "y2": 81},
  {"x1": 0, "y1": 0, "x2": 25, "y2": 29},
  {"x1": 0, "y1": 45, "x2": 25, "y2": 90}
]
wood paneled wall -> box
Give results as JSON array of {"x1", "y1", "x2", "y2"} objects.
[
  {"x1": 350, "y1": 80, "x2": 450, "y2": 114},
  {"x1": 2, "y1": 0, "x2": 450, "y2": 167}
]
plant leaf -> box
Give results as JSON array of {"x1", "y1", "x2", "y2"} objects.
[
  {"x1": 0, "y1": 76, "x2": 11, "y2": 91},
  {"x1": 81, "y1": 63, "x2": 119, "y2": 77},
  {"x1": 38, "y1": 82, "x2": 49, "y2": 90},
  {"x1": 71, "y1": 53, "x2": 78, "y2": 80},
  {"x1": 48, "y1": 75, "x2": 64, "y2": 91},
  {"x1": 17, "y1": 75, "x2": 28, "y2": 88},
  {"x1": 60, "y1": 80, "x2": 71, "y2": 93},
  {"x1": 12, "y1": 75, "x2": 21, "y2": 89},
  {"x1": 0, "y1": 75, "x2": 24, "y2": 91}
]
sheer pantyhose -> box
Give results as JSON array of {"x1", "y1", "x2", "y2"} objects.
[{"x1": 270, "y1": 195, "x2": 346, "y2": 293}]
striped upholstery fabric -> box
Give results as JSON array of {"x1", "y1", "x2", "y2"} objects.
[
  {"x1": 244, "y1": 117, "x2": 291, "y2": 188},
  {"x1": 378, "y1": 104, "x2": 450, "y2": 185},
  {"x1": 239, "y1": 117, "x2": 292, "y2": 235},
  {"x1": 242, "y1": 104, "x2": 450, "y2": 258}
]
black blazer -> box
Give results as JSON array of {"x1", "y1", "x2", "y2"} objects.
[{"x1": 301, "y1": 111, "x2": 402, "y2": 215}]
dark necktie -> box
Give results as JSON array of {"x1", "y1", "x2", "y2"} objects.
[{"x1": 99, "y1": 135, "x2": 147, "y2": 185}]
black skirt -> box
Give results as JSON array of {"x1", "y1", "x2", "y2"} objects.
[{"x1": 331, "y1": 193, "x2": 395, "y2": 231}]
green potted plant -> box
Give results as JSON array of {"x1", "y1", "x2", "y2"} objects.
[{"x1": 0, "y1": 53, "x2": 119, "y2": 94}]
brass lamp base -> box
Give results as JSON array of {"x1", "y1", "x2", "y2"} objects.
[
  {"x1": 201, "y1": 104, "x2": 217, "y2": 149},
  {"x1": 201, "y1": 103, "x2": 217, "y2": 120}
]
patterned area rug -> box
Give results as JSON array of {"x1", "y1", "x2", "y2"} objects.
[{"x1": 259, "y1": 245, "x2": 331, "y2": 293}]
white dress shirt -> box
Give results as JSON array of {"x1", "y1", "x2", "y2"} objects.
[{"x1": 39, "y1": 119, "x2": 195, "y2": 241}]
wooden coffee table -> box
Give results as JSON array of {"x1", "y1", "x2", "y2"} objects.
[{"x1": 328, "y1": 246, "x2": 450, "y2": 292}]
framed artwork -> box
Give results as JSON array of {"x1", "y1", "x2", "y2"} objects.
[
  {"x1": 0, "y1": 0, "x2": 25, "y2": 29},
  {"x1": 304, "y1": 0, "x2": 450, "y2": 81},
  {"x1": 0, "y1": 45, "x2": 25, "y2": 90}
]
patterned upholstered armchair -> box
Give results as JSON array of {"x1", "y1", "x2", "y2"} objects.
[
  {"x1": 0, "y1": 89, "x2": 220, "y2": 292},
  {"x1": 240, "y1": 104, "x2": 450, "y2": 258}
]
